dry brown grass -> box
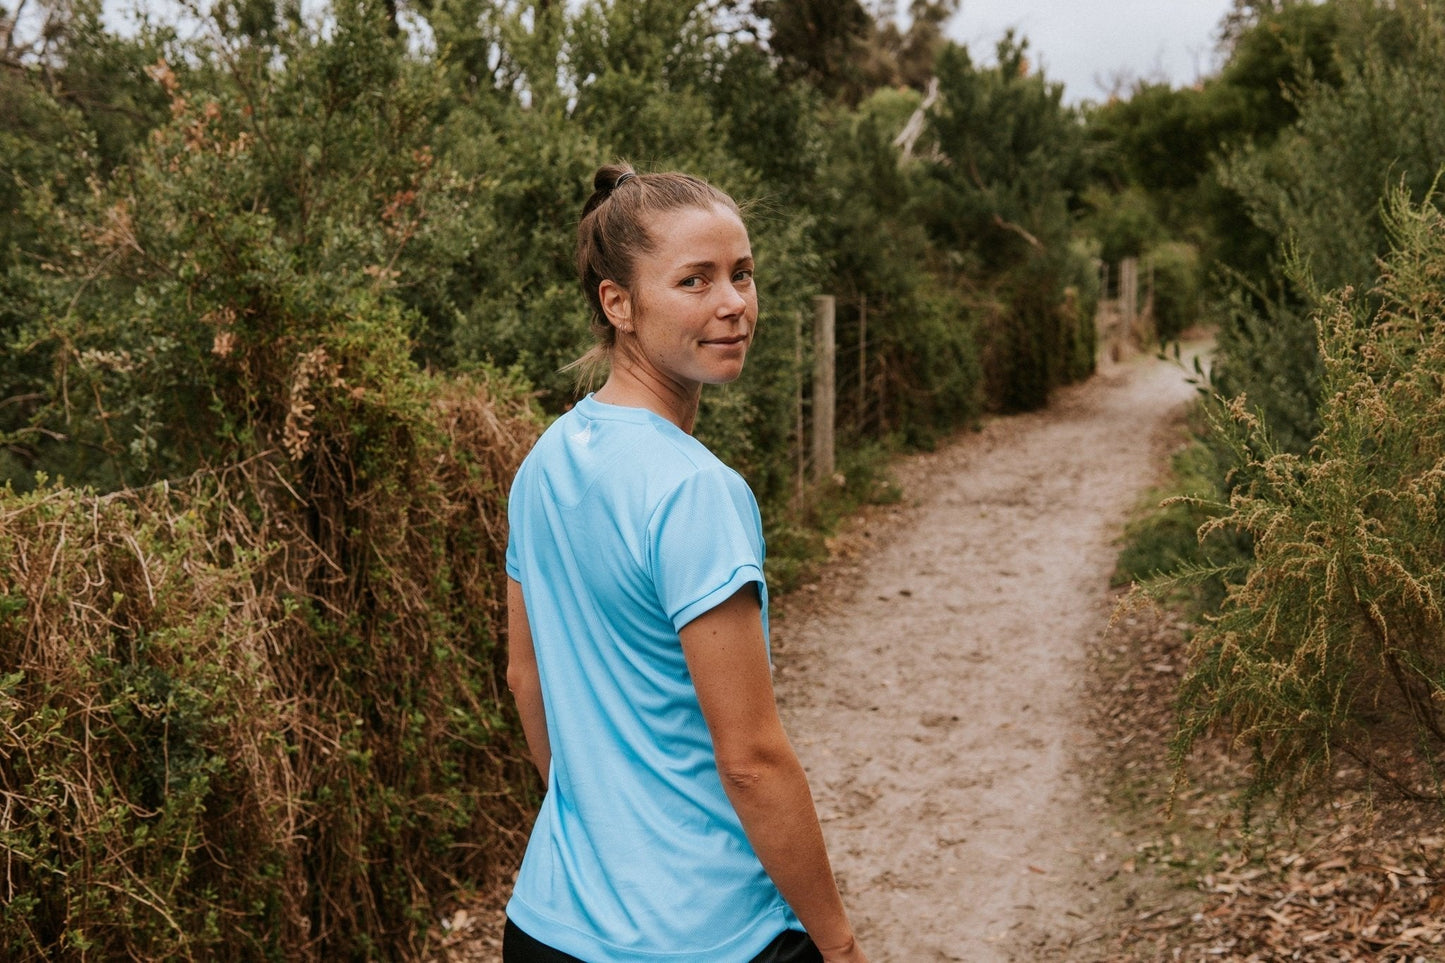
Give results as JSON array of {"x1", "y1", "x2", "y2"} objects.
[{"x1": 0, "y1": 372, "x2": 542, "y2": 961}]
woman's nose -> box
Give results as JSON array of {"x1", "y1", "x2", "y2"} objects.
[{"x1": 718, "y1": 283, "x2": 748, "y2": 316}]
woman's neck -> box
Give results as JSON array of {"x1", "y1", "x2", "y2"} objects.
[{"x1": 594, "y1": 361, "x2": 701, "y2": 434}]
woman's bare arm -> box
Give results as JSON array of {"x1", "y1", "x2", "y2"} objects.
[
  {"x1": 506, "y1": 577, "x2": 551, "y2": 789},
  {"x1": 679, "y1": 587, "x2": 868, "y2": 963}
]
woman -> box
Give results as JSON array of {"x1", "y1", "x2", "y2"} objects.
[{"x1": 503, "y1": 165, "x2": 868, "y2": 963}]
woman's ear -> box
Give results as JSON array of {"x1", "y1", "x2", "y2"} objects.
[{"x1": 599, "y1": 279, "x2": 632, "y2": 333}]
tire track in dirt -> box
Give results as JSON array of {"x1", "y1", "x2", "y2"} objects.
[{"x1": 770, "y1": 346, "x2": 1205, "y2": 962}]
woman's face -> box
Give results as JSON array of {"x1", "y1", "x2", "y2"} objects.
[{"x1": 602, "y1": 203, "x2": 758, "y2": 393}]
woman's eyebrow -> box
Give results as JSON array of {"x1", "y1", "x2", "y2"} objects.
[{"x1": 674, "y1": 253, "x2": 754, "y2": 273}]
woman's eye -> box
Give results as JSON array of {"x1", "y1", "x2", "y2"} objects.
[
  {"x1": 733, "y1": 269, "x2": 754, "y2": 283},
  {"x1": 680, "y1": 276, "x2": 702, "y2": 288}
]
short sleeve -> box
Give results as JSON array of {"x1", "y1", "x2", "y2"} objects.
[
  {"x1": 649, "y1": 466, "x2": 765, "y2": 632},
  {"x1": 505, "y1": 467, "x2": 525, "y2": 581}
]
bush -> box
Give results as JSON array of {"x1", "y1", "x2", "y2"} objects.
[
  {"x1": 1170, "y1": 190, "x2": 1445, "y2": 812},
  {"x1": 1208, "y1": 277, "x2": 1324, "y2": 456},
  {"x1": 1210, "y1": 0, "x2": 1445, "y2": 454},
  {"x1": 923, "y1": 37, "x2": 1096, "y2": 411},
  {"x1": 1083, "y1": 185, "x2": 1162, "y2": 266},
  {"x1": 1146, "y1": 241, "x2": 1202, "y2": 342},
  {"x1": 0, "y1": 6, "x2": 542, "y2": 956},
  {"x1": 0, "y1": 369, "x2": 540, "y2": 961}
]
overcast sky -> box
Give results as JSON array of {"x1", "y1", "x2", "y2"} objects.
[{"x1": 942, "y1": 0, "x2": 1238, "y2": 105}]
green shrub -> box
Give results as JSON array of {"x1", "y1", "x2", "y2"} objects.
[
  {"x1": 1210, "y1": 0, "x2": 1445, "y2": 455},
  {"x1": 1170, "y1": 190, "x2": 1445, "y2": 812},
  {"x1": 1208, "y1": 277, "x2": 1324, "y2": 456},
  {"x1": 980, "y1": 244, "x2": 1098, "y2": 411},
  {"x1": 1083, "y1": 185, "x2": 1162, "y2": 266},
  {"x1": 1146, "y1": 241, "x2": 1202, "y2": 343},
  {"x1": 0, "y1": 367, "x2": 540, "y2": 962},
  {"x1": 922, "y1": 38, "x2": 1096, "y2": 411},
  {"x1": 0, "y1": 5, "x2": 541, "y2": 956}
]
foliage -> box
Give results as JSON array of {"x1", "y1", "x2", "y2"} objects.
[
  {"x1": 1209, "y1": 0, "x2": 1445, "y2": 457},
  {"x1": 808, "y1": 87, "x2": 983, "y2": 443},
  {"x1": 6, "y1": 2, "x2": 468, "y2": 489},
  {"x1": 0, "y1": 366, "x2": 539, "y2": 961},
  {"x1": 426, "y1": 99, "x2": 600, "y2": 397},
  {"x1": 1221, "y1": 1, "x2": 1445, "y2": 294},
  {"x1": 923, "y1": 36, "x2": 1096, "y2": 411},
  {"x1": 1213, "y1": 0, "x2": 1342, "y2": 144},
  {"x1": 1082, "y1": 185, "x2": 1161, "y2": 267},
  {"x1": 877, "y1": 0, "x2": 962, "y2": 92},
  {"x1": 755, "y1": 0, "x2": 874, "y2": 103},
  {"x1": 1086, "y1": 0, "x2": 1339, "y2": 207},
  {"x1": 2, "y1": 0, "x2": 177, "y2": 172},
  {"x1": 0, "y1": 3, "x2": 179, "y2": 490},
  {"x1": 1146, "y1": 240, "x2": 1204, "y2": 342},
  {"x1": 1, "y1": 480, "x2": 279, "y2": 961},
  {"x1": 1083, "y1": 1, "x2": 1342, "y2": 304},
  {"x1": 1206, "y1": 277, "x2": 1323, "y2": 455},
  {"x1": 1169, "y1": 191, "x2": 1445, "y2": 811},
  {"x1": 1, "y1": 5, "x2": 542, "y2": 958}
]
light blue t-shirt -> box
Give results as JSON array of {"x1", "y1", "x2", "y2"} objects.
[{"x1": 504, "y1": 395, "x2": 800, "y2": 962}]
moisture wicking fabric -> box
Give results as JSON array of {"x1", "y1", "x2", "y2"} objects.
[{"x1": 505, "y1": 395, "x2": 800, "y2": 962}]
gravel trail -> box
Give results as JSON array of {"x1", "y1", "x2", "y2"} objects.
[{"x1": 770, "y1": 345, "x2": 1204, "y2": 961}]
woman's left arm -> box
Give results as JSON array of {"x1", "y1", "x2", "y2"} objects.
[
  {"x1": 506, "y1": 577, "x2": 551, "y2": 789},
  {"x1": 680, "y1": 587, "x2": 867, "y2": 963}
]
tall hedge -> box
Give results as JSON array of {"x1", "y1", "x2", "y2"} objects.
[
  {"x1": 0, "y1": 369, "x2": 540, "y2": 960},
  {"x1": 1, "y1": 6, "x2": 543, "y2": 957}
]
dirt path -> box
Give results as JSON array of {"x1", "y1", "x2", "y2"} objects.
[{"x1": 769, "y1": 343, "x2": 1205, "y2": 961}]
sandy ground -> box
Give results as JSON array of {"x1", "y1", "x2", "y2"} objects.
[
  {"x1": 767, "y1": 342, "x2": 1206, "y2": 962},
  {"x1": 440, "y1": 341, "x2": 1208, "y2": 962}
]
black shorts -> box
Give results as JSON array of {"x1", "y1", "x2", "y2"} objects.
[{"x1": 502, "y1": 917, "x2": 823, "y2": 963}]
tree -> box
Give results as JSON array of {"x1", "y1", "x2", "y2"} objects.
[
  {"x1": 1212, "y1": 0, "x2": 1445, "y2": 453},
  {"x1": 0, "y1": 0, "x2": 177, "y2": 487},
  {"x1": 923, "y1": 36, "x2": 1095, "y2": 410},
  {"x1": 757, "y1": 0, "x2": 873, "y2": 102}
]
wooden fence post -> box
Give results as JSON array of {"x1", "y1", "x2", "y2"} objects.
[
  {"x1": 812, "y1": 295, "x2": 836, "y2": 483},
  {"x1": 857, "y1": 292, "x2": 867, "y2": 431},
  {"x1": 795, "y1": 309, "x2": 805, "y2": 503},
  {"x1": 1120, "y1": 257, "x2": 1139, "y2": 340}
]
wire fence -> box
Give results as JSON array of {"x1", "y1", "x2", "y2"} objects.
[{"x1": 796, "y1": 260, "x2": 1156, "y2": 497}]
